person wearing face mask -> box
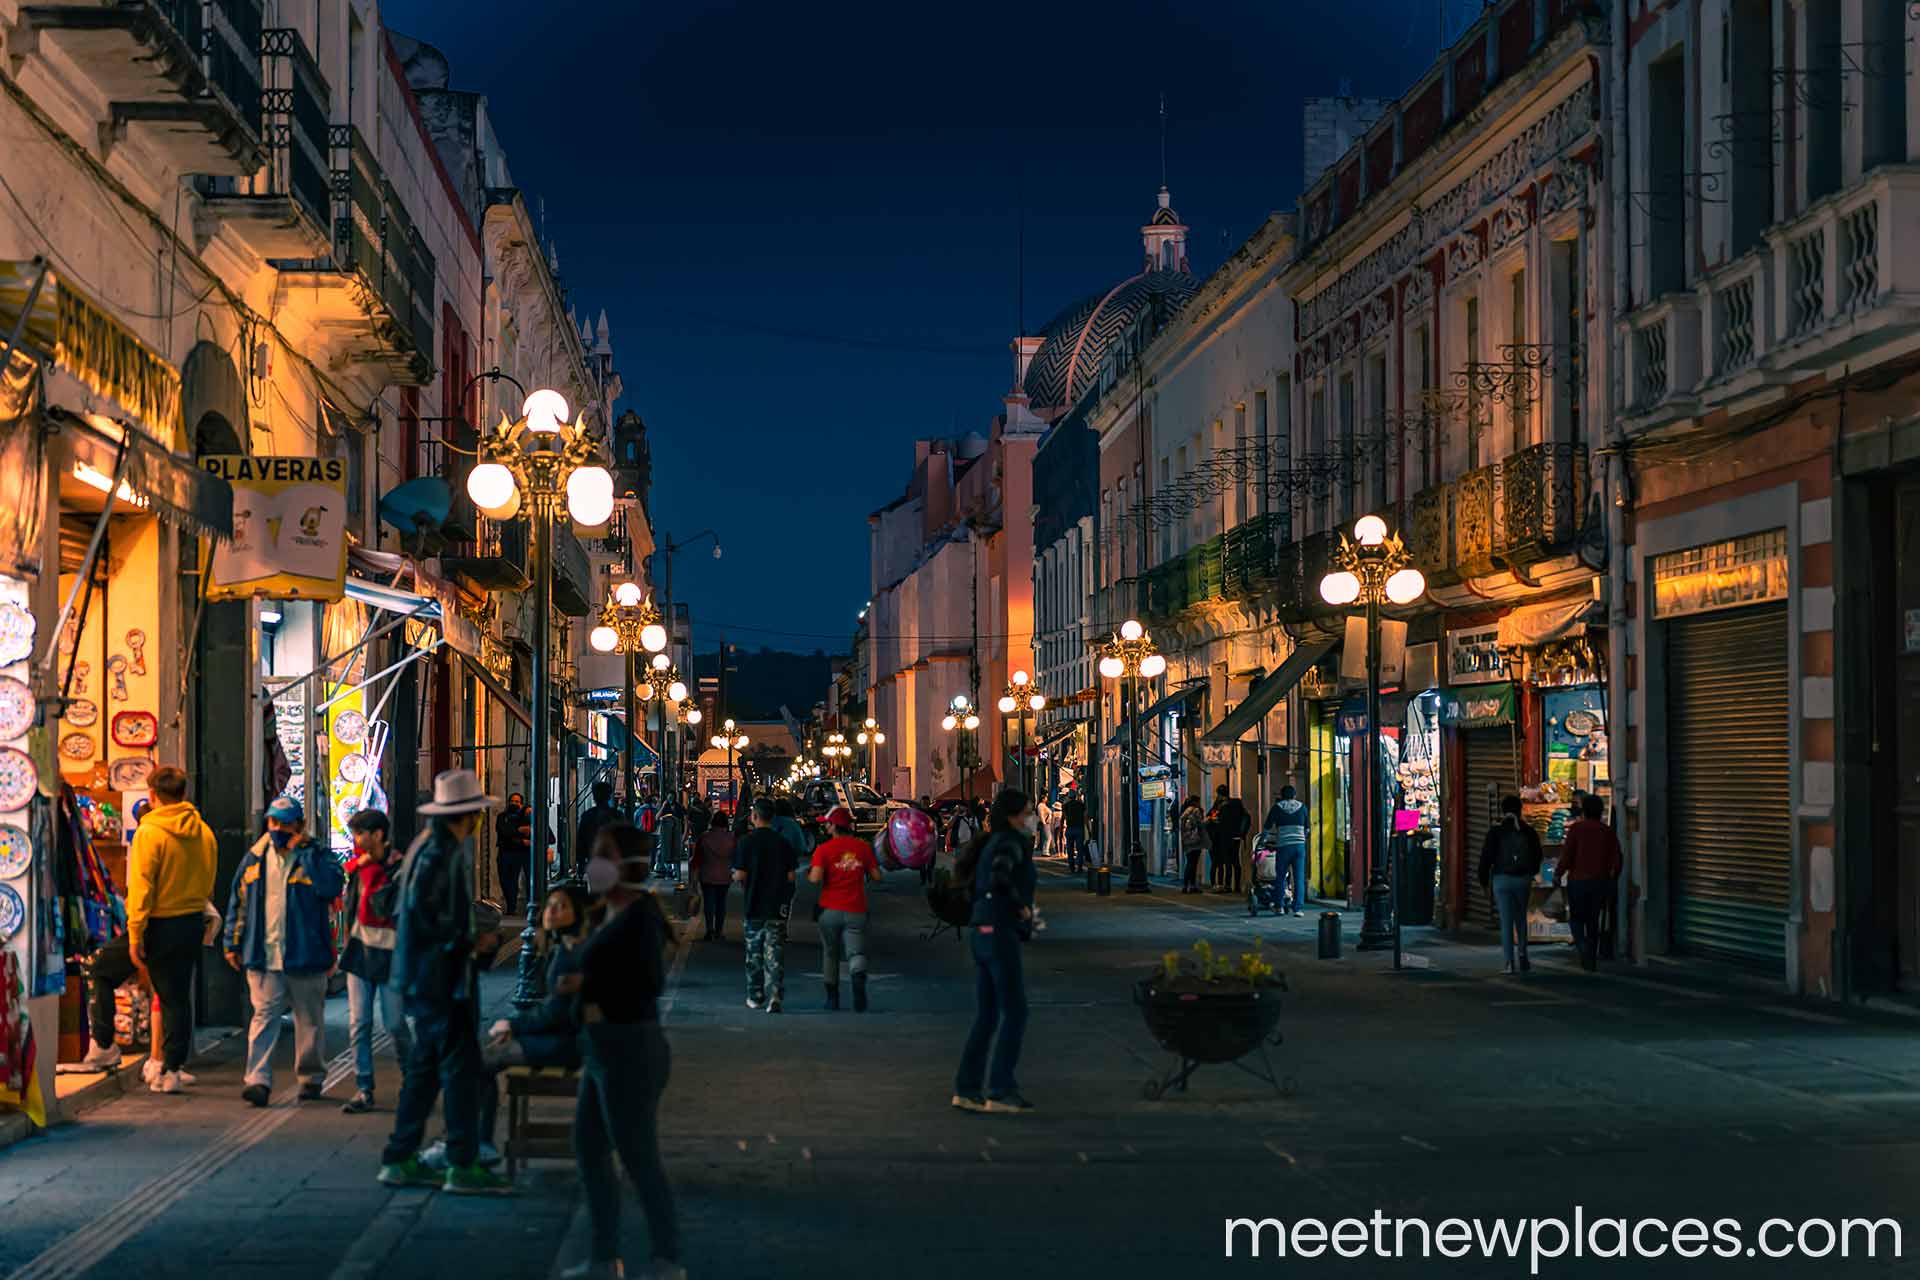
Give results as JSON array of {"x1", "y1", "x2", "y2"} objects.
[
  {"x1": 950, "y1": 788, "x2": 1040, "y2": 1115},
  {"x1": 561, "y1": 824, "x2": 683, "y2": 1280},
  {"x1": 338, "y1": 808, "x2": 416, "y2": 1115},
  {"x1": 224, "y1": 795, "x2": 343, "y2": 1107},
  {"x1": 495, "y1": 792, "x2": 533, "y2": 916}
]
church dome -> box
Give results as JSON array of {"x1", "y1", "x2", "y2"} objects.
[{"x1": 1021, "y1": 268, "x2": 1198, "y2": 412}]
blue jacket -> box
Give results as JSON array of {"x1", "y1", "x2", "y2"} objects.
[
  {"x1": 968, "y1": 830, "x2": 1036, "y2": 933},
  {"x1": 223, "y1": 834, "x2": 344, "y2": 974},
  {"x1": 391, "y1": 821, "x2": 478, "y2": 1008}
]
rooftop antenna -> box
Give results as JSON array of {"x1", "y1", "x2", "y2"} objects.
[
  {"x1": 1159, "y1": 92, "x2": 1168, "y2": 190},
  {"x1": 1016, "y1": 160, "x2": 1025, "y2": 340}
]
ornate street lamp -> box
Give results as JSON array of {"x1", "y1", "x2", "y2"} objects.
[
  {"x1": 635, "y1": 650, "x2": 688, "y2": 805},
  {"x1": 941, "y1": 694, "x2": 981, "y2": 802},
  {"x1": 1098, "y1": 620, "x2": 1166, "y2": 894},
  {"x1": 823, "y1": 732, "x2": 852, "y2": 775},
  {"x1": 855, "y1": 716, "x2": 886, "y2": 786},
  {"x1": 674, "y1": 701, "x2": 702, "y2": 803},
  {"x1": 467, "y1": 388, "x2": 615, "y2": 1008},
  {"x1": 996, "y1": 670, "x2": 1046, "y2": 799},
  {"x1": 1319, "y1": 514, "x2": 1427, "y2": 968},
  {"x1": 589, "y1": 584, "x2": 668, "y2": 824},
  {"x1": 709, "y1": 717, "x2": 748, "y2": 805}
]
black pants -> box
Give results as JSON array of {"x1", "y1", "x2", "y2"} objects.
[
  {"x1": 497, "y1": 847, "x2": 529, "y2": 915},
  {"x1": 91, "y1": 916, "x2": 200, "y2": 1070},
  {"x1": 384, "y1": 998, "x2": 483, "y2": 1168},
  {"x1": 1214, "y1": 843, "x2": 1241, "y2": 893},
  {"x1": 701, "y1": 883, "x2": 729, "y2": 938},
  {"x1": 1183, "y1": 848, "x2": 1203, "y2": 891},
  {"x1": 1567, "y1": 879, "x2": 1610, "y2": 967}
]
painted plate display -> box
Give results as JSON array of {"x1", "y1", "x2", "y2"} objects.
[
  {"x1": 0, "y1": 675, "x2": 33, "y2": 742},
  {"x1": 0, "y1": 823, "x2": 29, "y2": 878},
  {"x1": 0, "y1": 603, "x2": 34, "y2": 667},
  {"x1": 0, "y1": 882, "x2": 22, "y2": 941},
  {"x1": 111, "y1": 711, "x2": 158, "y2": 748},
  {"x1": 1563, "y1": 709, "x2": 1600, "y2": 737},
  {"x1": 60, "y1": 732, "x2": 93, "y2": 760},
  {"x1": 109, "y1": 757, "x2": 153, "y2": 791},
  {"x1": 333, "y1": 710, "x2": 368, "y2": 745},
  {"x1": 64, "y1": 698, "x2": 98, "y2": 728},
  {"x1": 0, "y1": 747, "x2": 35, "y2": 811},
  {"x1": 336, "y1": 752, "x2": 369, "y2": 784}
]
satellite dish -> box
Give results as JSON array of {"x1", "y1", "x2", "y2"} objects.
[{"x1": 378, "y1": 477, "x2": 453, "y2": 555}]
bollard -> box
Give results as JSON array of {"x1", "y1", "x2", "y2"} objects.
[
  {"x1": 1086, "y1": 864, "x2": 1098, "y2": 894},
  {"x1": 1317, "y1": 911, "x2": 1342, "y2": 960},
  {"x1": 1095, "y1": 866, "x2": 1112, "y2": 896}
]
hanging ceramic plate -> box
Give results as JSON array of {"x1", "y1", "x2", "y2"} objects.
[
  {"x1": 111, "y1": 711, "x2": 158, "y2": 748},
  {"x1": 0, "y1": 747, "x2": 35, "y2": 811},
  {"x1": 0, "y1": 882, "x2": 22, "y2": 941},
  {"x1": 0, "y1": 603, "x2": 34, "y2": 667},
  {"x1": 333, "y1": 710, "x2": 368, "y2": 745},
  {"x1": 64, "y1": 698, "x2": 98, "y2": 728},
  {"x1": 0, "y1": 823, "x2": 29, "y2": 878},
  {"x1": 0, "y1": 675, "x2": 33, "y2": 742},
  {"x1": 60, "y1": 732, "x2": 93, "y2": 761},
  {"x1": 336, "y1": 752, "x2": 369, "y2": 784},
  {"x1": 1563, "y1": 709, "x2": 1600, "y2": 737},
  {"x1": 109, "y1": 757, "x2": 153, "y2": 791}
]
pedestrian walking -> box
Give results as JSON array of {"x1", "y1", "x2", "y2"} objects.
[
  {"x1": 378, "y1": 769, "x2": 511, "y2": 1194},
  {"x1": 950, "y1": 788, "x2": 1039, "y2": 1114},
  {"x1": 494, "y1": 792, "x2": 533, "y2": 915},
  {"x1": 1177, "y1": 794, "x2": 1206, "y2": 894},
  {"x1": 224, "y1": 795, "x2": 340, "y2": 1106},
  {"x1": 1205, "y1": 785, "x2": 1249, "y2": 894},
  {"x1": 1555, "y1": 793, "x2": 1623, "y2": 972},
  {"x1": 654, "y1": 796, "x2": 684, "y2": 883},
  {"x1": 947, "y1": 800, "x2": 982, "y2": 856},
  {"x1": 575, "y1": 779, "x2": 621, "y2": 870},
  {"x1": 770, "y1": 797, "x2": 813, "y2": 865},
  {"x1": 1477, "y1": 794, "x2": 1545, "y2": 976},
  {"x1": 809, "y1": 805, "x2": 881, "y2": 1011},
  {"x1": 694, "y1": 809, "x2": 736, "y2": 941},
  {"x1": 338, "y1": 808, "x2": 416, "y2": 1115},
  {"x1": 734, "y1": 798, "x2": 800, "y2": 1012},
  {"x1": 1263, "y1": 785, "x2": 1310, "y2": 915},
  {"x1": 562, "y1": 826, "x2": 683, "y2": 1280},
  {"x1": 1060, "y1": 791, "x2": 1088, "y2": 873}
]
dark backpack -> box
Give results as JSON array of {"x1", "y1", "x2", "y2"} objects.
[{"x1": 1494, "y1": 822, "x2": 1535, "y2": 877}]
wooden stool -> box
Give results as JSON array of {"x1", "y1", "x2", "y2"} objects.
[{"x1": 504, "y1": 1065, "x2": 579, "y2": 1177}]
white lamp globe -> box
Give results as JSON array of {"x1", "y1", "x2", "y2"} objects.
[
  {"x1": 1140, "y1": 653, "x2": 1168, "y2": 678},
  {"x1": 566, "y1": 465, "x2": 615, "y2": 526},
  {"x1": 651, "y1": 652, "x2": 671, "y2": 671},
  {"x1": 1353, "y1": 514, "x2": 1389, "y2": 546},
  {"x1": 711, "y1": 735, "x2": 725, "y2": 750},
  {"x1": 668, "y1": 680, "x2": 688, "y2": 702},
  {"x1": 1029, "y1": 693, "x2": 1046, "y2": 712},
  {"x1": 613, "y1": 582, "x2": 643, "y2": 607},
  {"x1": 1012, "y1": 670, "x2": 1029, "y2": 686},
  {"x1": 1385, "y1": 567, "x2": 1428, "y2": 605},
  {"x1": 997, "y1": 695, "x2": 1016, "y2": 714},
  {"x1": 1320, "y1": 570, "x2": 1363, "y2": 606},
  {"x1": 856, "y1": 732, "x2": 869, "y2": 745},
  {"x1": 686, "y1": 708, "x2": 702, "y2": 726},
  {"x1": 874, "y1": 731, "x2": 885, "y2": 744},
  {"x1": 490, "y1": 485, "x2": 522, "y2": 521},
  {"x1": 467, "y1": 462, "x2": 516, "y2": 515},
  {"x1": 942, "y1": 715, "x2": 957, "y2": 731},
  {"x1": 589, "y1": 624, "x2": 618, "y2": 653},
  {"x1": 724, "y1": 718, "x2": 737, "y2": 733},
  {"x1": 963, "y1": 714, "x2": 979, "y2": 731},
  {"x1": 640, "y1": 622, "x2": 668, "y2": 653},
  {"x1": 1119, "y1": 619, "x2": 1144, "y2": 642},
  {"x1": 522, "y1": 388, "x2": 570, "y2": 434},
  {"x1": 1099, "y1": 655, "x2": 1125, "y2": 680}
]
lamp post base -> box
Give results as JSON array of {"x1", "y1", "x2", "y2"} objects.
[
  {"x1": 1124, "y1": 848, "x2": 1152, "y2": 894},
  {"x1": 510, "y1": 918, "x2": 546, "y2": 1007},
  {"x1": 1355, "y1": 875, "x2": 1395, "y2": 950}
]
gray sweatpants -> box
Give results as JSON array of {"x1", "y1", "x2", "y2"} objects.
[
  {"x1": 243, "y1": 968, "x2": 328, "y2": 1088},
  {"x1": 818, "y1": 909, "x2": 868, "y2": 984}
]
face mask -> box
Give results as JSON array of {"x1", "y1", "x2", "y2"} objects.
[
  {"x1": 584, "y1": 857, "x2": 619, "y2": 896},
  {"x1": 268, "y1": 829, "x2": 294, "y2": 850},
  {"x1": 1020, "y1": 812, "x2": 1039, "y2": 836}
]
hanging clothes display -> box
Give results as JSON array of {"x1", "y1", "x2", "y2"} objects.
[{"x1": 0, "y1": 949, "x2": 44, "y2": 1127}]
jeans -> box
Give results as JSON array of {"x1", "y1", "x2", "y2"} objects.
[
  {"x1": 954, "y1": 927, "x2": 1028, "y2": 1099},
  {"x1": 743, "y1": 917, "x2": 787, "y2": 1000},
  {"x1": 1567, "y1": 879, "x2": 1609, "y2": 966},
  {"x1": 1281, "y1": 844, "x2": 1309, "y2": 911},
  {"x1": 1490, "y1": 874, "x2": 1533, "y2": 969},
  {"x1": 1213, "y1": 843, "x2": 1242, "y2": 893},
  {"x1": 817, "y1": 909, "x2": 867, "y2": 984},
  {"x1": 346, "y1": 970, "x2": 414, "y2": 1093},
  {"x1": 243, "y1": 969, "x2": 327, "y2": 1088},
  {"x1": 1182, "y1": 847, "x2": 1203, "y2": 891},
  {"x1": 383, "y1": 998, "x2": 483, "y2": 1168},
  {"x1": 1063, "y1": 826, "x2": 1086, "y2": 871},
  {"x1": 577, "y1": 1021, "x2": 678, "y2": 1265},
  {"x1": 496, "y1": 848, "x2": 528, "y2": 915},
  {"x1": 700, "y1": 883, "x2": 729, "y2": 938}
]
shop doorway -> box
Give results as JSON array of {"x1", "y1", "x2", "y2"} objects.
[
  {"x1": 1868, "y1": 474, "x2": 1920, "y2": 991},
  {"x1": 1458, "y1": 724, "x2": 1519, "y2": 931}
]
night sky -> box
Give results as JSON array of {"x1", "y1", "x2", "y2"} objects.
[{"x1": 384, "y1": 0, "x2": 1458, "y2": 654}]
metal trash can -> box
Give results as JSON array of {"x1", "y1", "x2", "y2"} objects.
[
  {"x1": 1095, "y1": 866, "x2": 1112, "y2": 896},
  {"x1": 1086, "y1": 864, "x2": 1099, "y2": 893},
  {"x1": 1318, "y1": 911, "x2": 1342, "y2": 959}
]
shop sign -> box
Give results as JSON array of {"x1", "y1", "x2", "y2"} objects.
[
  {"x1": 1140, "y1": 778, "x2": 1169, "y2": 800},
  {"x1": 199, "y1": 455, "x2": 349, "y2": 601},
  {"x1": 1446, "y1": 625, "x2": 1509, "y2": 686},
  {"x1": 1439, "y1": 682, "x2": 1516, "y2": 729},
  {"x1": 579, "y1": 686, "x2": 623, "y2": 707},
  {"x1": 0, "y1": 261, "x2": 183, "y2": 444},
  {"x1": 1200, "y1": 742, "x2": 1235, "y2": 767},
  {"x1": 1651, "y1": 528, "x2": 1788, "y2": 619},
  {"x1": 1336, "y1": 696, "x2": 1369, "y2": 736}
]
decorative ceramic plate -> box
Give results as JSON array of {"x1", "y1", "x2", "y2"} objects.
[
  {"x1": 0, "y1": 603, "x2": 34, "y2": 667},
  {"x1": 64, "y1": 698, "x2": 98, "y2": 728},
  {"x1": 0, "y1": 882, "x2": 22, "y2": 941},
  {"x1": 336, "y1": 752, "x2": 369, "y2": 784},
  {"x1": 0, "y1": 823, "x2": 29, "y2": 878},
  {"x1": 0, "y1": 676, "x2": 32, "y2": 742},
  {"x1": 111, "y1": 711, "x2": 157, "y2": 748},
  {"x1": 109, "y1": 757, "x2": 152, "y2": 791},
  {"x1": 333, "y1": 710, "x2": 368, "y2": 745},
  {"x1": 60, "y1": 732, "x2": 93, "y2": 761},
  {"x1": 1563, "y1": 709, "x2": 1600, "y2": 737},
  {"x1": 0, "y1": 747, "x2": 35, "y2": 811}
]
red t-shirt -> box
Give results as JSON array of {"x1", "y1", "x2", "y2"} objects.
[
  {"x1": 1559, "y1": 818, "x2": 1623, "y2": 882},
  {"x1": 345, "y1": 852, "x2": 398, "y2": 928},
  {"x1": 812, "y1": 835, "x2": 878, "y2": 913}
]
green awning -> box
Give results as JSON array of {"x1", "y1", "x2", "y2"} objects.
[
  {"x1": 1439, "y1": 682, "x2": 1515, "y2": 729},
  {"x1": 1200, "y1": 639, "x2": 1335, "y2": 744}
]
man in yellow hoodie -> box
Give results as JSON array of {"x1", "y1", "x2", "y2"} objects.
[{"x1": 124, "y1": 765, "x2": 218, "y2": 1093}]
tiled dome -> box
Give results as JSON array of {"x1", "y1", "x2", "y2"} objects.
[{"x1": 1022, "y1": 268, "x2": 1198, "y2": 412}]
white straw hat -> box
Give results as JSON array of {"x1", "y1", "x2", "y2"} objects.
[{"x1": 418, "y1": 768, "x2": 500, "y2": 815}]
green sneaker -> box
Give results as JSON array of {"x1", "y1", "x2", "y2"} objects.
[
  {"x1": 444, "y1": 1163, "x2": 514, "y2": 1195},
  {"x1": 377, "y1": 1156, "x2": 441, "y2": 1188}
]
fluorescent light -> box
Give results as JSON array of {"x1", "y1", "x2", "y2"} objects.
[
  {"x1": 260, "y1": 609, "x2": 282, "y2": 625},
  {"x1": 73, "y1": 461, "x2": 148, "y2": 509}
]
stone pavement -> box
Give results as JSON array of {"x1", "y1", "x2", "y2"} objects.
[{"x1": 3, "y1": 864, "x2": 1919, "y2": 1279}]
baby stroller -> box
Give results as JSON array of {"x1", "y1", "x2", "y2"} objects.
[{"x1": 1247, "y1": 835, "x2": 1295, "y2": 917}]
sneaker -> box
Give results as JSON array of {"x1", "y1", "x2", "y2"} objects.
[
  {"x1": 149, "y1": 1070, "x2": 182, "y2": 1094},
  {"x1": 1292, "y1": 910, "x2": 1306, "y2": 917},
  {"x1": 949, "y1": 1093, "x2": 986, "y2": 1113},
  {"x1": 419, "y1": 1140, "x2": 450, "y2": 1172},
  {"x1": 985, "y1": 1093, "x2": 1035, "y2": 1114},
  {"x1": 80, "y1": 1042, "x2": 122, "y2": 1071},
  {"x1": 477, "y1": 1142, "x2": 503, "y2": 1169},
  {"x1": 766, "y1": 996, "x2": 783, "y2": 1014},
  {"x1": 444, "y1": 1163, "x2": 514, "y2": 1195},
  {"x1": 241, "y1": 1084, "x2": 271, "y2": 1108},
  {"x1": 341, "y1": 1090, "x2": 375, "y2": 1115},
  {"x1": 745, "y1": 996, "x2": 763, "y2": 1011},
  {"x1": 172, "y1": 1070, "x2": 197, "y2": 1087},
  {"x1": 560, "y1": 1262, "x2": 624, "y2": 1280},
  {"x1": 297, "y1": 1081, "x2": 324, "y2": 1102},
  {"x1": 141, "y1": 1057, "x2": 162, "y2": 1085},
  {"x1": 377, "y1": 1155, "x2": 442, "y2": 1188}
]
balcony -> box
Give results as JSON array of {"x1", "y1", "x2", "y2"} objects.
[
  {"x1": 191, "y1": 27, "x2": 331, "y2": 261},
  {"x1": 1621, "y1": 294, "x2": 1702, "y2": 427},
  {"x1": 419, "y1": 417, "x2": 478, "y2": 541},
  {"x1": 16, "y1": 0, "x2": 264, "y2": 175},
  {"x1": 1451, "y1": 442, "x2": 1588, "y2": 575},
  {"x1": 443, "y1": 517, "x2": 531, "y2": 594}
]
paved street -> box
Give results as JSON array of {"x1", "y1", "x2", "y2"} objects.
[{"x1": 3, "y1": 864, "x2": 1917, "y2": 1279}]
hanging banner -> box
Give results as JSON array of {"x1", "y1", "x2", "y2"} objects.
[
  {"x1": 198, "y1": 455, "x2": 349, "y2": 601},
  {"x1": 1439, "y1": 681, "x2": 1516, "y2": 729}
]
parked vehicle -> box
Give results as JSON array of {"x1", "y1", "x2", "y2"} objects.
[{"x1": 799, "y1": 779, "x2": 902, "y2": 839}]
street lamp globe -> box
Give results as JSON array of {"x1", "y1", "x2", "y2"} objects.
[
  {"x1": 941, "y1": 714, "x2": 957, "y2": 732},
  {"x1": 667, "y1": 680, "x2": 688, "y2": 702},
  {"x1": 522, "y1": 388, "x2": 570, "y2": 434},
  {"x1": 710, "y1": 735, "x2": 725, "y2": 750},
  {"x1": 1385, "y1": 566, "x2": 1428, "y2": 605},
  {"x1": 1028, "y1": 692, "x2": 1046, "y2": 712},
  {"x1": 1139, "y1": 653, "x2": 1168, "y2": 678},
  {"x1": 997, "y1": 694, "x2": 1016, "y2": 714},
  {"x1": 856, "y1": 731, "x2": 869, "y2": 745},
  {"x1": 1011, "y1": 670, "x2": 1029, "y2": 686},
  {"x1": 637, "y1": 681, "x2": 655, "y2": 700},
  {"x1": 1353, "y1": 514, "x2": 1389, "y2": 546},
  {"x1": 864, "y1": 717, "x2": 877, "y2": 731},
  {"x1": 1099, "y1": 654, "x2": 1125, "y2": 680},
  {"x1": 685, "y1": 708, "x2": 702, "y2": 725},
  {"x1": 566, "y1": 464, "x2": 616, "y2": 526},
  {"x1": 651, "y1": 653, "x2": 671, "y2": 671},
  {"x1": 1119, "y1": 619, "x2": 1144, "y2": 642},
  {"x1": 724, "y1": 718, "x2": 737, "y2": 734},
  {"x1": 467, "y1": 462, "x2": 517, "y2": 516},
  {"x1": 963, "y1": 713, "x2": 979, "y2": 731},
  {"x1": 614, "y1": 581, "x2": 644, "y2": 607},
  {"x1": 1320, "y1": 570, "x2": 1363, "y2": 606},
  {"x1": 589, "y1": 624, "x2": 618, "y2": 653},
  {"x1": 874, "y1": 730, "x2": 884, "y2": 744},
  {"x1": 640, "y1": 622, "x2": 668, "y2": 653}
]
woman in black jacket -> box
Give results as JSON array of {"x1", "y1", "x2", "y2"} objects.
[
  {"x1": 951, "y1": 788, "x2": 1039, "y2": 1115},
  {"x1": 486, "y1": 882, "x2": 591, "y2": 1067}
]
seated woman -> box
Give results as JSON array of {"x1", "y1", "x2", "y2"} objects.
[{"x1": 487, "y1": 881, "x2": 592, "y2": 1069}]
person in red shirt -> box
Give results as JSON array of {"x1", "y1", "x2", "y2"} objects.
[
  {"x1": 1555, "y1": 794, "x2": 1623, "y2": 972},
  {"x1": 808, "y1": 806, "x2": 882, "y2": 1011},
  {"x1": 339, "y1": 809, "x2": 415, "y2": 1113}
]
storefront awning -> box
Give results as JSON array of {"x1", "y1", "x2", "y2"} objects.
[
  {"x1": 345, "y1": 575, "x2": 441, "y2": 618},
  {"x1": 57, "y1": 408, "x2": 232, "y2": 540},
  {"x1": 1103, "y1": 680, "x2": 1207, "y2": 747},
  {"x1": 2, "y1": 259, "x2": 183, "y2": 446},
  {"x1": 1496, "y1": 595, "x2": 1602, "y2": 647},
  {"x1": 1201, "y1": 639, "x2": 1336, "y2": 744}
]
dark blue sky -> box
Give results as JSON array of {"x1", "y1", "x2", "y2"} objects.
[{"x1": 385, "y1": 0, "x2": 1455, "y2": 652}]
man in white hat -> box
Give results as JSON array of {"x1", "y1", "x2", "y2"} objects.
[{"x1": 378, "y1": 769, "x2": 511, "y2": 1195}]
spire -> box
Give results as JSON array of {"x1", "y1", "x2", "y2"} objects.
[
  {"x1": 595, "y1": 309, "x2": 612, "y2": 356},
  {"x1": 1159, "y1": 91, "x2": 1167, "y2": 191},
  {"x1": 1142, "y1": 94, "x2": 1188, "y2": 273}
]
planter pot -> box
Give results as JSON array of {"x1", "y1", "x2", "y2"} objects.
[{"x1": 1134, "y1": 978, "x2": 1284, "y2": 1065}]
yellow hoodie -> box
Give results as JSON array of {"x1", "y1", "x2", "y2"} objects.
[{"x1": 126, "y1": 801, "x2": 219, "y2": 946}]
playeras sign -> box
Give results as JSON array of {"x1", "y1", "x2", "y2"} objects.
[{"x1": 198, "y1": 455, "x2": 349, "y2": 601}]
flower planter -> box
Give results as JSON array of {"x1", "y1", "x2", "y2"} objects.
[{"x1": 1134, "y1": 977, "x2": 1289, "y2": 1099}]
